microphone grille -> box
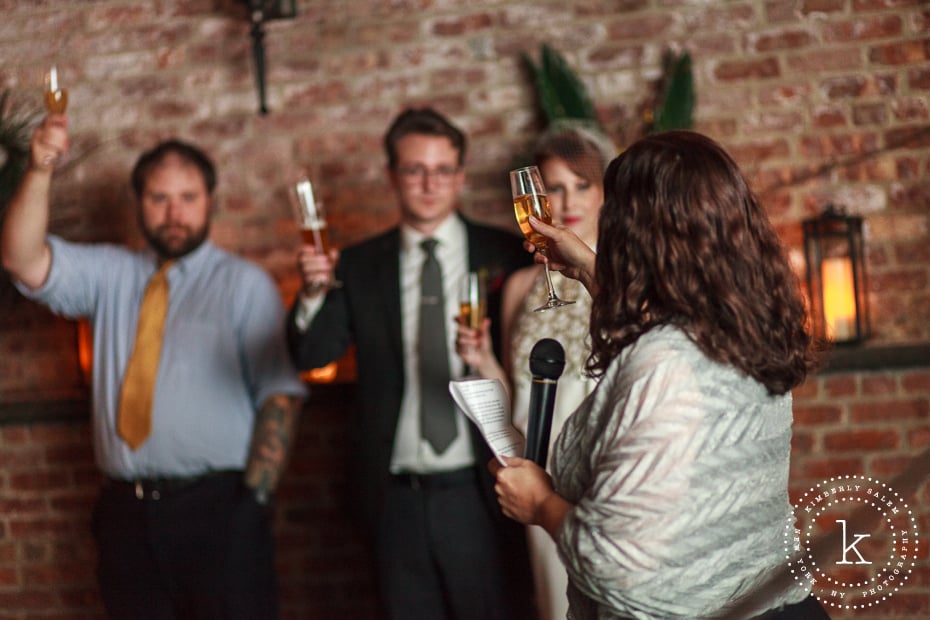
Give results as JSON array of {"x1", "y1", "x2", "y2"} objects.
[{"x1": 529, "y1": 338, "x2": 566, "y2": 380}]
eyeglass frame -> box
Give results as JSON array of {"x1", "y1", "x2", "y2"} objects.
[{"x1": 394, "y1": 163, "x2": 462, "y2": 186}]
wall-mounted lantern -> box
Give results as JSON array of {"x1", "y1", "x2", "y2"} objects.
[
  {"x1": 239, "y1": 0, "x2": 297, "y2": 115},
  {"x1": 802, "y1": 204, "x2": 870, "y2": 345}
]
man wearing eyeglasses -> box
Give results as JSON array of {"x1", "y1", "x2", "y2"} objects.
[{"x1": 287, "y1": 107, "x2": 534, "y2": 620}]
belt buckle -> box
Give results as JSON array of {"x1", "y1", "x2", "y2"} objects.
[{"x1": 133, "y1": 480, "x2": 162, "y2": 500}]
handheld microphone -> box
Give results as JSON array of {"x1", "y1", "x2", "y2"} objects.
[{"x1": 524, "y1": 338, "x2": 565, "y2": 467}]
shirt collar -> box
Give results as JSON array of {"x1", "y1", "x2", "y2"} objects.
[
  {"x1": 144, "y1": 239, "x2": 215, "y2": 277},
  {"x1": 400, "y1": 213, "x2": 465, "y2": 255}
]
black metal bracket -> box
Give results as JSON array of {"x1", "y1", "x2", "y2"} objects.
[{"x1": 239, "y1": 0, "x2": 296, "y2": 115}]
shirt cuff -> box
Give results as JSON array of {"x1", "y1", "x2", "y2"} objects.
[{"x1": 294, "y1": 292, "x2": 325, "y2": 332}]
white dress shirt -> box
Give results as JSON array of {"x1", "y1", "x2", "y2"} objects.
[{"x1": 296, "y1": 214, "x2": 476, "y2": 474}]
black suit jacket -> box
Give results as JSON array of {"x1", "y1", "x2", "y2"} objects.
[{"x1": 287, "y1": 214, "x2": 533, "y2": 536}]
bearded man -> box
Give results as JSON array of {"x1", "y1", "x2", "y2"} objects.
[{"x1": 1, "y1": 115, "x2": 306, "y2": 620}]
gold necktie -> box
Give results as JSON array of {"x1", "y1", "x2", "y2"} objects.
[{"x1": 117, "y1": 261, "x2": 174, "y2": 450}]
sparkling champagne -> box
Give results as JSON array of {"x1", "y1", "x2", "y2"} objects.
[
  {"x1": 513, "y1": 193, "x2": 551, "y2": 249},
  {"x1": 44, "y1": 89, "x2": 68, "y2": 113}
]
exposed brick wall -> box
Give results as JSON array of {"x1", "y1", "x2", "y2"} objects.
[
  {"x1": 0, "y1": 387, "x2": 381, "y2": 620},
  {"x1": 0, "y1": 0, "x2": 928, "y2": 617},
  {"x1": 0, "y1": 373, "x2": 926, "y2": 619},
  {"x1": 791, "y1": 368, "x2": 930, "y2": 619}
]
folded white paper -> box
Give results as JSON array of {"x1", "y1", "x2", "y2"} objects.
[{"x1": 449, "y1": 378, "x2": 525, "y2": 465}]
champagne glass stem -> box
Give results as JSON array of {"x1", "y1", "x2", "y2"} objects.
[
  {"x1": 543, "y1": 263, "x2": 558, "y2": 301},
  {"x1": 534, "y1": 252, "x2": 575, "y2": 312}
]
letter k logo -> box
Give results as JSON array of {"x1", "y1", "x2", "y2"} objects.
[{"x1": 835, "y1": 519, "x2": 872, "y2": 565}]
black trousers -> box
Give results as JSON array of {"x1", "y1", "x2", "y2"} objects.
[
  {"x1": 92, "y1": 470, "x2": 277, "y2": 620},
  {"x1": 375, "y1": 467, "x2": 521, "y2": 620}
]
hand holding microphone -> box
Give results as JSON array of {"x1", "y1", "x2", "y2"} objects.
[{"x1": 524, "y1": 338, "x2": 565, "y2": 467}]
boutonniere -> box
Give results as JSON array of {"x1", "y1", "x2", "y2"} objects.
[{"x1": 483, "y1": 266, "x2": 507, "y2": 295}]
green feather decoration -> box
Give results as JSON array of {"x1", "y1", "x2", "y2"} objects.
[
  {"x1": 652, "y1": 50, "x2": 695, "y2": 133},
  {"x1": 524, "y1": 44, "x2": 600, "y2": 128}
]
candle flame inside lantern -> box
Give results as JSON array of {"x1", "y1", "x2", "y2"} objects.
[{"x1": 821, "y1": 256, "x2": 856, "y2": 341}]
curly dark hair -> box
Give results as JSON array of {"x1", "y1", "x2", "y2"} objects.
[{"x1": 587, "y1": 130, "x2": 817, "y2": 395}]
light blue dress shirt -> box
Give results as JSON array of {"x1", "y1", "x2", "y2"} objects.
[{"x1": 18, "y1": 235, "x2": 306, "y2": 479}]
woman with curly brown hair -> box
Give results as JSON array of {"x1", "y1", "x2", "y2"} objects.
[{"x1": 490, "y1": 131, "x2": 828, "y2": 619}]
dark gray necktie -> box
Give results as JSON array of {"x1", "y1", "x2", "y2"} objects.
[{"x1": 418, "y1": 238, "x2": 457, "y2": 453}]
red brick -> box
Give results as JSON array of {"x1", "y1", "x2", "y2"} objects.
[
  {"x1": 750, "y1": 28, "x2": 817, "y2": 52},
  {"x1": 861, "y1": 374, "x2": 898, "y2": 395},
  {"x1": 21, "y1": 562, "x2": 89, "y2": 586},
  {"x1": 0, "y1": 497, "x2": 47, "y2": 515},
  {"x1": 431, "y1": 12, "x2": 493, "y2": 36},
  {"x1": 800, "y1": 132, "x2": 881, "y2": 158},
  {"x1": 892, "y1": 96, "x2": 930, "y2": 122},
  {"x1": 791, "y1": 430, "x2": 816, "y2": 453},
  {"x1": 605, "y1": 13, "x2": 674, "y2": 40},
  {"x1": 727, "y1": 139, "x2": 791, "y2": 165},
  {"x1": 886, "y1": 125, "x2": 930, "y2": 148},
  {"x1": 0, "y1": 567, "x2": 18, "y2": 586},
  {"x1": 824, "y1": 14, "x2": 904, "y2": 42},
  {"x1": 853, "y1": 101, "x2": 889, "y2": 126},
  {"x1": 822, "y1": 74, "x2": 897, "y2": 99},
  {"x1": 870, "y1": 269, "x2": 928, "y2": 293},
  {"x1": 910, "y1": 65, "x2": 930, "y2": 90},
  {"x1": 714, "y1": 57, "x2": 781, "y2": 81},
  {"x1": 871, "y1": 40, "x2": 930, "y2": 65},
  {"x1": 840, "y1": 155, "x2": 899, "y2": 182},
  {"x1": 792, "y1": 377, "x2": 820, "y2": 400},
  {"x1": 813, "y1": 106, "x2": 848, "y2": 128},
  {"x1": 824, "y1": 375, "x2": 858, "y2": 398},
  {"x1": 869, "y1": 454, "x2": 922, "y2": 480},
  {"x1": 902, "y1": 370, "x2": 930, "y2": 393},
  {"x1": 794, "y1": 456, "x2": 865, "y2": 479},
  {"x1": 794, "y1": 404, "x2": 844, "y2": 424},
  {"x1": 852, "y1": 0, "x2": 924, "y2": 10},
  {"x1": 824, "y1": 429, "x2": 900, "y2": 451},
  {"x1": 909, "y1": 426, "x2": 930, "y2": 448},
  {"x1": 8, "y1": 472, "x2": 72, "y2": 493}
]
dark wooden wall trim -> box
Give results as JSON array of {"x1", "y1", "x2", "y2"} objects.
[{"x1": 822, "y1": 343, "x2": 930, "y2": 374}]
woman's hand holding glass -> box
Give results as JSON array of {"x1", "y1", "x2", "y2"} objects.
[
  {"x1": 510, "y1": 165, "x2": 574, "y2": 311},
  {"x1": 526, "y1": 216, "x2": 599, "y2": 299}
]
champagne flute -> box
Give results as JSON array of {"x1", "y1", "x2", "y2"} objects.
[
  {"x1": 44, "y1": 65, "x2": 68, "y2": 113},
  {"x1": 459, "y1": 270, "x2": 487, "y2": 373},
  {"x1": 510, "y1": 165, "x2": 574, "y2": 311},
  {"x1": 292, "y1": 177, "x2": 342, "y2": 289},
  {"x1": 459, "y1": 270, "x2": 487, "y2": 330}
]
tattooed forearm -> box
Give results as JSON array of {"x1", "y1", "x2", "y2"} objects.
[{"x1": 244, "y1": 393, "x2": 302, "y2": 495}]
